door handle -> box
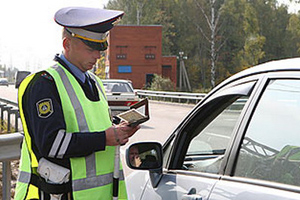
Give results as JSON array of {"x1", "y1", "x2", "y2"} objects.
[{"x1": 182, "y1": 188, "x2": 203, "y2": 200}]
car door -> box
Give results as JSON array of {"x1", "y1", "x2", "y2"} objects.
[
  {"x1": 139, "y1": 79, "x2": 258, "y2": 200},
  {"x1": 209, "y1": 72, "x2": 300, "y2": 200}
]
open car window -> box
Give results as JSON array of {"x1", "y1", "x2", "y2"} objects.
[
  {"x1": 183, "y1": 96, "x2": 249, "y2": 174},
  {"x1": 178, "y1": 81, "x2": 256, "y2": 174}
]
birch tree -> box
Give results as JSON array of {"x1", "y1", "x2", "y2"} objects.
[
  {"x1": 132, "y1": 0, "x2": 147, "y2": 25},
  {"x1": 193, "y1": 0, "x2": 226, "y2": 88}
]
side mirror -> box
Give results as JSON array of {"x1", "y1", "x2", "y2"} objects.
[
  {"x1": 126, "y1": 142, "x2": 163, "y2": 187},
  {"x1": 126, "y1": 142, "x2": 163, "y2": 170}
]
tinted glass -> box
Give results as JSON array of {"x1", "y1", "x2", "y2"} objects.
[{"x1": 235, "y1": 79, "x2": 300, "y2": 187}]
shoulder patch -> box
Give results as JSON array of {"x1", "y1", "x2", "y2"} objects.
[
  {"x1": 36, "y1": 98, "x2": 54, "y2": 118},
  {"x1": 41, "y1": 72, "x2": 53, "y2": 81}
]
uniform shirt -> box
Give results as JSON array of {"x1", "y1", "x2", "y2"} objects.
[
  {"x1": 22, "y1": 54, "x2": 106, "y2": 168},
  {"x1": 59, "y1": 54, "x2": 99, "y2": 101},
  {"x1": 60, "y1": 54, "x2": 86, "y2": 84}
]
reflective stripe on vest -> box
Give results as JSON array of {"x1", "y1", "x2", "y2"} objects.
[
  {"x1": 46, "y1": 64, "x2": 127, "y2": 200},
  {"x1": 50, "y1": 64, "x2": 89, "y2": 132},
  {"x1": 89, "y1": 73, "x2": 107, "y2": 101}
]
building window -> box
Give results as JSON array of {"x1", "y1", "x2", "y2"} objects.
[
  {"x1": 145, "y1": 54, "x2": 155, "y2": 60},
  {"x1": 116, "y1": 54, "x2": 127, "y2": 59},
  {"x1": 144, "y1": 46, "x2": 156, "y2": 60},
  {"x1": 118, "y1": 65, "x2": 132, "y2": 73},
  {"x1": 116, "y1": 45, "x2": 128, "y2": 60}
]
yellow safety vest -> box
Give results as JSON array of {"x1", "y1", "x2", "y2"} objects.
[{"x1": 15, "y1": 63, "x2": 127, "y2": 200}]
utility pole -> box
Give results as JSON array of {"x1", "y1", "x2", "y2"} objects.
[{"x1": 178, "y1": 51, "x2": 191, "y2": 92}]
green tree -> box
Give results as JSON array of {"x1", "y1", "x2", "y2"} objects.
[
  {"x1": 190, "y1": 0, "x2": 226, "y2": 87},
  {"x1": 216, "y1": 0, "x2": 247, "y2": 78},
  {"x1": 106, "y1": 0, "x2": 298, "y2": 91},
  {"x1": 106, "y1": 0, "x2": 176, "y2": 54},
  {"x1": 287, "y1": 13, "x2": 300, "y2": 54},
  {"x1": 251, "y1": 0, "x2": 290, "y2": 61},
  {"x1": 239, "y1": 2, "x2": 266, "y2": 68},
  {"x1": 149, "y1": 74, "x2": 175, "y2": 91}
]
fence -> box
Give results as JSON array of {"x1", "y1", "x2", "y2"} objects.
[
  {"x1": 0, "y1": 133, "x2": 23, "y2": 200},
  {"x1": 136, "y1": 90, "x2": 206, "y2": 104},
  {"x1": 0, "y1": 98, "x2": 20, "y2": 133},
  {"x1": 0, "y1": 90, "x2": 206, "y2": 199},
  {"x1": 0, "y1": 97, "x2": 23, "y2": 200}
]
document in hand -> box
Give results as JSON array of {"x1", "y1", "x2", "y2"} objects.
[{"x1": 116, "y1": 98, "x2": 149, "y2": 127}]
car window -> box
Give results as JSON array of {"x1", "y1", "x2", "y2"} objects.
[
  {"x1": 103, "y1": 82, "x2": 133, "y2": 93},
  {"x1": 179, "y1": 82, "x2": 257, "y2": 174},
  {"x1": 183, "y1": 96, "x2": 249, "y2": 174},
  {"x1": 235, "y1": 79, "x2": 300, "y2": 187}
]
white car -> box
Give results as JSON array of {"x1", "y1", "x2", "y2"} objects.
[
  {"x1": 125, "y1": 57, "x2": 300, "y2": 200},
  {"x1": 102, "y1": 79, "x2": 140, "y2": 116}
]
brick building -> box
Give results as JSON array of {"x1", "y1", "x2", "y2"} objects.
[{"x1": 105, "y1": 25, "x2": 177, "y2": 89}]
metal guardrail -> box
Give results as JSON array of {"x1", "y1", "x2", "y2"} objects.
[
  {"x1": 0, "y1": 90, "x2": 206, "y2": 199},
  {"x1": 0, "y1": 97, "x2": 23, "y2": 200},
  {"x1": 0, "y1": 98, "x2": 20, "y2": 134},
  {"x1": 136, "y1": 90, "x2": 206, "y2": 104},
  {"x1": 0, "y1": 133, "x2": 23, "y2": 200}
]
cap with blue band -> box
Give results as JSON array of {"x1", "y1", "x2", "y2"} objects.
[{"x1": 54, "y1": 7, "x2": 124, "y2": 51}]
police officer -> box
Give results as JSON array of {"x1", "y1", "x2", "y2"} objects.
[{"x1": 14, "y1": 7, "x2": 140, "y2": 200}]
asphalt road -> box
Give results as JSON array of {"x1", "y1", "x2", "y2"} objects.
[{"x1": 0, "y1": 85, "x2": 18, "y2": 102}]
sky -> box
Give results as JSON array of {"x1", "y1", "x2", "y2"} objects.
[
  {"x1": 0, "y1": 0, "x2": 299, "y2": 72},
  {"x1": 283, "y1": 0, "x2": 300, "y2": 13},
  {"x1": 0, "y1": 0, "x2": 109, "y2": 72}
]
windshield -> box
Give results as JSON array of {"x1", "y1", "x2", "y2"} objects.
[{"x1": 103, "y1": 82, "x2": 134, "y2": 93}]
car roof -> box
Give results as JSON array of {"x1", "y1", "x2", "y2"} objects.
[
  {"x1": 102, "y1": 79, "x2": 132, "y2": 83},
  {"x1": 218, "y1": 57, "x2": 300, "y2": 87}
]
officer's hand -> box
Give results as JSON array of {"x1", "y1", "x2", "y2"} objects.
[{"x1": 105, "y1": 122, "x2": 140, "y2": 146}]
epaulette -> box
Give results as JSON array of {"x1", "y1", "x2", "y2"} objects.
[{"x1": 41, "y1": 72, "x2": 54, "y2": 81}]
